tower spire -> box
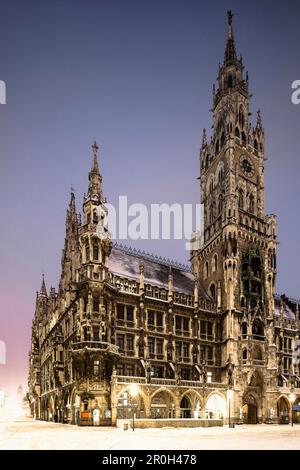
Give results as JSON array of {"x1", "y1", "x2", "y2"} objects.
[
  {"x1": 224, "y1": 10, "x2": 237, "y2": 63},
  {"x1": 87, "y1": 141, "x2": 103, "y2": 200},
  {"x1": 40, "y1": 273, "x2": 47, "y2": 296},
  {"x1": 91, "y1": 141, "x2": 100, "y2": 174}
]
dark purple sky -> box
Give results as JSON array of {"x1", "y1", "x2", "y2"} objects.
[{"x1": 0, "y1": 0, "x2": 300, "y2": 394}]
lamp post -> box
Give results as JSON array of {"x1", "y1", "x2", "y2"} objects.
[
  {"x1": 130, "y1": 384, "x2": 138, "y2": 432},
  {"x1": 289, "y1": 392, "x2": 296, "y2": 427},
  {"x1": 228, "y1": 389, "x2": 234, "y2": 428}
]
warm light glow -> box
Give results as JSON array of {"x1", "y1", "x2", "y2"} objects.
[
  {"x1": 289, "y1": 393, "x2": 296, "y2": 403},
  {"x1": 130, "y1": 384, "x2": 138, "y2": 398}
]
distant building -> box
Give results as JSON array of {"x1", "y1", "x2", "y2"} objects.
[{"x1": 28, "y1": 12, "x2": 300, "y2": 426}]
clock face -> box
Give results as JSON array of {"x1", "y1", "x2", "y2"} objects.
[{"x1": 240, "y1": 155, "x2": 255, "y2": 177}]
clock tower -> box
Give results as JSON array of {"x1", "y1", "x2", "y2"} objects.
[{"x1": 191, "y1": 11, "x2": 278, "y2": 408}]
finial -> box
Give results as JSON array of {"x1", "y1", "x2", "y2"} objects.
[
  {"x1": 202, "y1": 128, "x2": 207, "y2": 148},
  {"x1": 90, "y1": 140, "x2": 100, "y2": 175},
  {"x1": 92, "y1": 141, "x2": 99, "y2": 158},
  {"x1": 227, "y1": 10, "x2": 233, "y2": 26}
]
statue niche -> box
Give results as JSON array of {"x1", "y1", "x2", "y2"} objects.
[{"x1": 241, "y1": 244, "x2": 263, "y2": 308}]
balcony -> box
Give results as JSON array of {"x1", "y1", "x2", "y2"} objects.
[{"x1": 70, "y1": 341, "x2": 119, "y2": 355}]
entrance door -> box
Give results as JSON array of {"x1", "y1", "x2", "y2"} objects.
[
  {"x1": 242, "y1": 404, "x2": 257, "y2": 424},
  {"x1": 247, "y1": 404, "x2": 257, "y2": 424}
]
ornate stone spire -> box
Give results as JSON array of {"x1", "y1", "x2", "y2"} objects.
[
  {"x1": 87, "y1": 141, "x2": 103, "y2": 200},
  {"x1": 224, "y1": 10, "x2": 237, "y2": 63},
  {"x1": 40, "y1": 273, "x2": 47, "y2": 296}
]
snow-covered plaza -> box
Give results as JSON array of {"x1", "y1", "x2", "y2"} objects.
[{"x1": 0, "y1": 404, "x2": 300, "y2": 450}]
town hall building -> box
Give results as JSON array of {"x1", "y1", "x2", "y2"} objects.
[{"x1": 28, "y1": 12, "x2": 300, "y2": 427}]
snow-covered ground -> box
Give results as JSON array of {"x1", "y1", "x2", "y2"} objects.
[{"x1": 0, "y1": 405, "x2": 300, "y2": 450}]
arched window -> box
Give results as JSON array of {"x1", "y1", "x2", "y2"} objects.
[
  {"x1": 215, "y1": 140, "x2": 219, "y2": 154},
  {"x1": 235, "y1": 127, "x2": 240, "y2": 138},
  {"x1": 93, "y1": 241, "x2": 99, "y2": 261},
  {"x1": 209, "y1": 283, "x2": 216, "y2": 300},
  {"x1": 204, "y1": 261, "x2": 209, "y2": 279},
  {"x1": 249, "y1": 195, "x2": 255, "y2": 214},
  {"x1": 86, "y1": 212, "x2": 91, "y2": 225},
  {"x1": 252, "y1": 319, "x2": 264, "y2": 339},
  {"x1": 227, "y1": 74, "x2": 233, "y2": 88},
  {"x1": 209, "y1": 178, "x2": 214, "y2": 194},
  {"x1": 242, "y1": 349, "x2": 248, "y2": 360},
  {"x1": 254, "y1": 139, "x2": 258, "y2": 151},
  {"x1": 241, "y1": 322, "x2": 248, "y2": 336},
  {"x1": 238, "y1": 189, "x2": 244, "y2": 210},
  {"x1": 93, "y1": 209, "x2": 98, "y2": 224},
  {"x1": 212, "y1": 254, "x2": 218, "y2": 272},
  {"x1": 85, "y1": 241, "x2": 90, "y2": 262},
  {"x1": 218, "y1": 166, "x2": 224, "y2": 183}
]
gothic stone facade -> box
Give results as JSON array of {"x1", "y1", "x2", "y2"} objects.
[{"x1": 28, "y1": 12, "x2": 300, "y2": 426}]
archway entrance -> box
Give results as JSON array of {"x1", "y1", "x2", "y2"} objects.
[
  {"x1": 205, "y1": 394, "x2": 226, "y2": 419},
  {"x1": 150, "y1": 391, "x2": 175, "y2": 419},
  {"x1": 277, "y1": 397, "x2": 290, "y2": 424},
  {"x1": 180, "y1": 396, "x2": 192, "y2": 418},
  {"x1": 242, "y1": 394, "x2": 257, "y2": 424}
]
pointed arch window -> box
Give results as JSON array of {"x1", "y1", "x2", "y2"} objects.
[
  {"x1": 249, "y1": 194, "x2": 255, "y2": 214},
  {"x1": 227, "y1": 74, "x2": 234, "y2": 88},
  {"x1": 212, "y1": 254, "x2": 218, "y2": 273},
  {"x1": 204, "y1": 261, "x2": 209, "y2": 279},
  {"x1": 93, "y1": 209, "x2": 98, "y2": 224},
  {"x1": 93, "y1": 241, "x2": 99, "y2": 261},
  {"x1": 218, "y1": 194, "x2": 223, "y2": 215},
  {"x1": 238, "y1": 189, "x2": 244, "y2": 210},
  {"x1": 85, "y1": 241, "x2": 90, "y2": 262},
  {"x1": 209, "y1": 283, "x2": 216, "y2": 301}
]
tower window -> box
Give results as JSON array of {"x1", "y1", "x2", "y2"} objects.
[
  {"x1": 254, "y1": 139, "x2": 258, "y2": 151},
  {"x1": 204, "y1": 261, "x2": 209, "y2": 279},
  {"x1": 93, "y1": 294, "x2": 99, "y2": 312},
  {"x1": 227, "y1": 74, "x2": 234, "y2": 88},
  {"x1": 85, "y1": 242, "x2": 90, "y2": 262},
  {"x1": 87, "y1": 212, "x2": 91, "y2": 225},
  {"x1": 93, "y1": 242, "x2": 99, "y2": 261},
  {"x1": 212, "y1": 254, "x2": 218, "y2": 272},
  {"x1": 93, "y1": 209, "x2": 98, "y2": 224},
  {"x1": 238, "y1": 190, "x2": 244, "y2": 210},
  {"x1": 209, "y1": 283, "x2": 216, "y2": 300},
  {"x1": 249, "y1": 195, "x2": 255, "y2": 214}
]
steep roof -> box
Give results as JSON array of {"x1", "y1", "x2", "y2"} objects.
[{"x1": 109, "y1": 244, "x2": 208, "y2": 298}]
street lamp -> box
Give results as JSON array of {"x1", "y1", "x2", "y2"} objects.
[
  {"x1": 289, "y1": 392, "x2": 296, "y2": 427},
  {"x1": 228, "y1": 389, "x2": 235, "y2": 428},
  {"x1": 130, "y1": 384, "x2": 138, "y2": 432}
]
